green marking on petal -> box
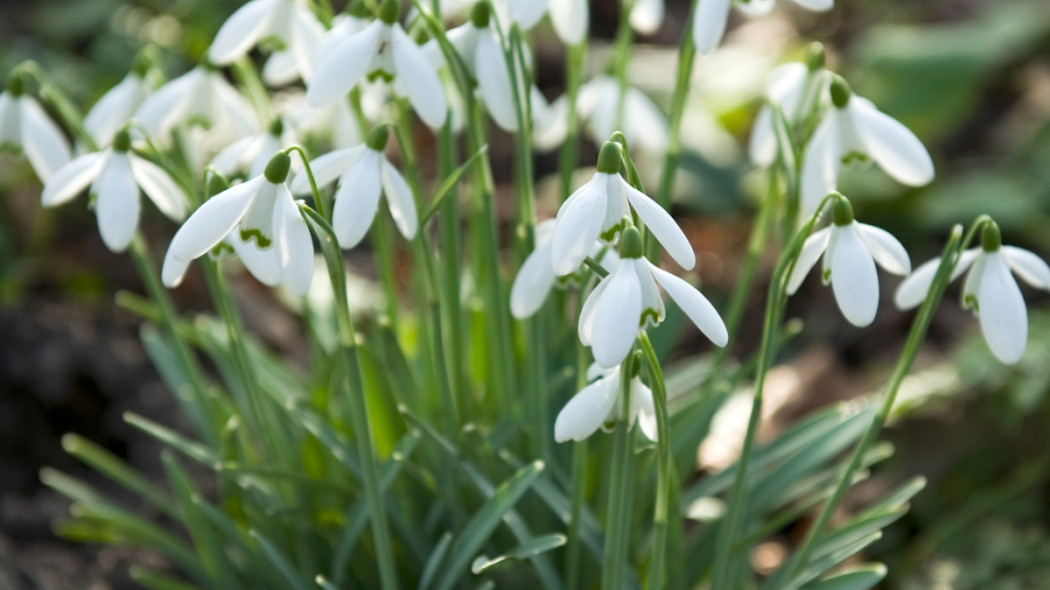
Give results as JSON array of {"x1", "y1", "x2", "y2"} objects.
[
  {"x1": 823, "y1": 269, "x2": 832, "y2": 283},
  {"x1": 964, "y1": 293, "x2": 979, "y2": 312},
  {"x1": 212, "y1": 242, "x2": 236, "y2": 257},
  {"x1": 599, "y1": 219, "x2": 626, "y2": 244},
  {"x1": 640, "y1": 308, "x2": 661, "y2": 328},
  {"x1": 240, "y1": 228, "x2": 273, "y2": 249}
]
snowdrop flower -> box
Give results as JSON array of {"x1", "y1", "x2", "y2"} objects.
[
  {"x1": 135, "y1": 66, "x2": 258, "y2": 143},
  {"x1": 84, "y1": 60, "x2": 151, "y2": 147},
  {"x1": 510, "y1": 219, "x2": 619, "y2": 319},
  {"x1": 800, "y1": 78, "x2": 934, "y2": 214},
  {"x1": 749, "y1": 44, "x2": 827, "y2": 167},
  {"x1": 554, "y1": 362, "x2": 656, "y2": 443},
  {"x1": 426, "y1": 0, "x2": 549, "y2": 32},
  {"x1": 895, "y1": 223, "x2": 1050, "y2": 364},
  {"x1": 786, "y1": 197, "x2": 910, "y2": 327},
  {"x1": 209, "y1": 117, "x2": 299, "y2": 178},
  {"x1": 693, "y1": 0, "x2": 833, "y2": 55},
  {"x1": 208, "y1": 0, "x2": 325, "y2": 85},
  {"x1": 627, "y1": 0, "x2": 664, "y2": 35},
  {"x1": 290, "y1": 126, "x2": 417, "y2": 249},
  {"x1": 41, "y1": 129, "x2": 187, "y2": 253},
  {"x1": 0, "y1": 73, "x2": 71, "y2": 182},
  {"x1": 579, "y1": 227, "x2": 728, "y2": 368},
  {"x1": 550, "y1": 142, "x2": 692, "y2": 276},
  {"x1": 307, "y1": 0, "x2": 447, "y2": 128},
  {"x1": 534, "y1": 76, "x2": 668, "y2": 154},
  {"x1": 163, "y1": 151, "x2": 314, "y2": 296},
  {"x1": 549, "y1": 0, "x2": 588, "y2": 44}
]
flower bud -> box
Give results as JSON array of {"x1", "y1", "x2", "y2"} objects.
[
  {"x1": 981, "y1": 221, "x2": 1002, "y2": 252},
  {"x1": 208, "y1": 172, "x2": 230, "y2": 196},
  {"x1": 619, "y1": 226, "x2": 643, "y2": 259},
  {"x1": 378, "y1": 0, "x2": 399, "y2": 24},
  {"x1": 6, "y1": 71, "x2": 24, "y2": 96},
  {"x1": 829, "y1": 76, "x2": 852, "y2": 109},
  {"x1": 366, "y1": 125, "x2": 390, "y2": 151},
  {"x1": 264, "y1": 151, "x2": 292, "y2": 183},
  {"x1": 831, "y1": 195, "x2": 854, "y2": 226},
  {"x1": 268, "y1": 116, "x2": 284, "y2": 137},
  {"x1": 348, "y1": 0, "x2": 370, "y2": 18},
  {"x1": 596, "y1": 141, "x2": 622, "y2": 174},
  {"x1": 112, "y1": 128, "x2": 132, "y2": 152},
  {"x1": 805, "y1": 42, "x2": 825, "y2": 72},
  {"x1": 470, "y1": 1, "x2": 491, "y2": 28}
]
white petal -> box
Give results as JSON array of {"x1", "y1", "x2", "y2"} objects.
[
  {"x1": 381, "y1": 159, "x2": 418, "y2": 240},
  {"x1": 735, "y1": 0, "x2": 775, "y2": 17},
  {"x1": 624, "y1": 88, "x2": 669, "y2": 152},
  {"x1": 507, "y1": 0, "x2": 549, "y2": 29},
  {"x1": 786, "y1": 226, "x2": 832, "y2": 295},
  {"x1": 263, "y1": 51, "x2": 300, "y2": 87},
  {"x1": 791, "y1": 0, "x2": 834, "y2": 11},
  {"x1": 208, "y1": 0, "x2": 277, "y2": 64},
  {"x1": 692, "y1": 0, "x2": 732, "y2": 55},
  {"x1": 1002, "y1": 246, "x2": 1050, "y2": 290},
  {"x1": 551, "y1": 178, "x2": 608, "y2": 276},
  {"x1": 272, "y1": 185, "x2": 313, "y2": 296},
  {"x1": 749, "y1": 105, "x2": 777, "y2": 167},
  {"x1": 620, "y1": 178, "x2": 694, "y2": 270},
  {"x1": 93, "y1": 153, "x2": 140, "y2": 253},
  {"x1": 511, "y1": 243, "x2": 556, "y2": 318},
  {"x1": 391, "y1": 25, "x2": 448, "y2": 128},
  {"x1": 800, "y1": 113, "x2": 841, "y2": 214},
  {"x1": 630, "y1": 0, "x2": 664, "y2": 34},
  {"x1": 161, "y1": 251, "x2": 192, "y2": 288},
  {"x1": 894, "y1": 248, "x2": 978, "y2": 310},
  {"x1": 648, "y1": 261, "x2": 728, "y2": 347},
  {"x1": 289, "y1": 5, "x2": 326, "y2": 82},
  {"x1": 590, "y1": 264, "x2": 643, "y2": 368},
  {"x1": 229, "y1": 235, "x2": 281, "y2": 286},
  {"x1": 850, "y1": 98, "x2": 934, "y2": 187},
  {"x1": 134, "y1": 69, "x2": 198, "y2": 138},
  {"x1": 550, "y1": 0, "x2": 588, "y2": 44},
  {"x1": 532, "y1": 94, "x2": 569, "y2": 151},
  {"x1": 20, "y1": 97, "x2": 71, "y2": 182},
  {"x1": 291, "y1": 146, "x2": 365, "y2": 194},
  {"x1": 211, "y1": 74, "x2": 260, "y2": 139},
  {"x1": 85, "y1": 74, "x2": 148, "y2": 146},
  {"x1": 209, "y1": 136, "x2": 261, "y2": 176},
  {"x1": 307, "y1": 21, "x2": 383, "y2": 107},
  {"x1": 631, "y1": 380, "x2": 658, "y2": 441},
  {"x1": 41, "y1": 151, "x2": 106, "y2": 207},
  {"x1": 168, "y1": 176, "x2": 264, "y2": 261},
  {"x1": 332, "y1": 151, "x2": 383, "y2": 248},
  {"x1": 857, "y1": 222, "x2": 910, "y2": 275},
  {"x1": 129, "y1": 154, "x2": 187, "y2": 221},
  {"x1": 978, "y1": 252, "x2": 1027, "y2": 364},
  {"x1": 578, "y1": 277, "x2": 610, "y2": 346},
  {"x1": 474, "y1": 30, "x2": 518, "y2": 131},
  {"x1": 829, "y1": 225, "x2": 879, "y2": 327},
  {"x1": 553, "y1": 378, "x2": 619, "y2": 443}
]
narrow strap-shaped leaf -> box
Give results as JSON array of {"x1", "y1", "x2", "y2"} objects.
[
  {"x1": 471, "y1": 533, "x2": 566, "y2": 574},
  {"x1": 250, "y1": 528, "x2": 316, "y2": 590},
  {"x1": 420, "y1": 145, "x2": 489, "y2": 225},
  {"x1": 124, "y1": 412, "x2": 220, "y2": 468},
  {"x1": 129, "y1": 567, "x2": 200, "y2": 590},
  {"x1": 798, "y1": 564, "x2": 887, "y2": 590},
  {"x1": 61, "y1": 434, "x2": 177, "y2": 519},
  {"x1": 418, "y1": 532, "x2": 453, "y2": 590}
]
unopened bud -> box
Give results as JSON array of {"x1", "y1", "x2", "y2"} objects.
[{"x1": 264, "y1": 151, "x2": 291, "y2": 183}]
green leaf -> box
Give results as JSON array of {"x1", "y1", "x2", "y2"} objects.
[
  {"x1": 798, "y1": 564, "x2": 887, "y2": 590},
  {"x1": 418, "y1": 532, "x2": 453, "y2": 590},
  {"x1": 130, "y1": 566, "x2": 200, "y2": 590},
  {"x1": 124, "y1": 412, "x2": 220, "y2": 469},
  {"x1": 62, "y1": 433, "x2": 177, "y2": 519},
  {"x1": 250, "y1": 529, "x2": 315, "y2": 590},
  {"x1": 471, "y1": 533, "x2": 567, "y2": 574},
  {"x1": 421, "y1": 145, "x2": 489, "y2": 224}
]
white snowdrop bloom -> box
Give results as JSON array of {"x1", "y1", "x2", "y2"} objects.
[
  {"x1": 626, "y1": 0, "x2": 665, "y2": 35},
  {"x1": 749, "y1": 47, "x2": 827, "y2": 167},
  {"x1": 426, "y1": 0, "x2": 549, "y2": 32},
  {"x1": 307, "y1": 0, "x2": 447, "y2": 128},
  {"x1": 162, "y1": 151, "x2": 314, "y2": 296},
  {"x1": 693, "y1": 0, "x2": 833, "y2": 55},
  {"x1": 579, "y1": 227, "x2": 728, "y2": 368},
  {"x1": 41, "y1": 129, "x2": 187, "y2": 253},
  {"x1": 0, "y1": 74, "x2": 71, "y2": 182},
  {"x1": 534, "y1": 76, "x2": 669, "y2": 154},
  {"x1": 208, "y1": 0, "x2": 325, "y2": 85},
  {"x1": 84, "y1": 67, "x2": 151, "y2": 147},
  {"x1": 510, "y1": 219, "x2": 619, "y2": 319},
  {"x1": 288, "y1": 96, "x2": 364, "y2": 151},
  {"x1": 209, "y1": 117, "x2": 299, "y2": 179},
  {"x1": 554, "y1": 362, "x2": 656, "y2": 443},
  {"x1": 135, "y1": 66, "x2": 259, "y2": 143},
  {"x1": 549, "y1": 0, "x2": 588, "y2": 44},
  {"x1": 550, "y1": 142, "x2": 692, "y2": 276},
  {"x1": 786, "y1": 198, "x2": 911, "y2": 327},
  {"x1": 895, "y1": 223, "x2": 1050, "y2": 365},
  {"x1": 290, "y1": 126, "x2": 417, "y2": 249},
  {"x1": 800, "y1": 78, "x2": 934, "y2": 214}
]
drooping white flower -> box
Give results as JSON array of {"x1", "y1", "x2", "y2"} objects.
[
  {"x1": 134, "y1": 66, "x2": 259, "y2": 143},
  {"x1": 510, "y1": 219, "x2": 619, "y2": 319},
  {"x1": 693, "y1": 0, "x2": 833, "y2": 56},
  {"x1": 626, "y1": 0, "x2": 665, "y2": 34},
  {"x1": 84, "y1": 67, "x2": 151, "y2": 147},
  {"x1": 41, "y1": 129, "x2": 187, "y2": 253},
  {"x1": 549, "y1": 0, "x2": 588, "y2": 44},
  {"x1": 550, "y1": 142, "x2": 693, "y2": 276},
  {"x1": 208, "y1": 0, "x2": 325, "y2": 85},
  {"x1": 209, "y1": 117, "x2": 299, "y2": 179},
  {"x1": 800, "y1": 77, "x2": 934, "y2": 214},
  {"x1": 0, "y1": 74, "x2": 71, "y2": 182},
  {"x1": 554, "y1": 362, "x2": 656, "y2": 443},
  {"x1": 307, "y1": 0, "x2": 447, "y2": 128},
  {"x1": 534, "y1": 76, "x2": 669, "y2": 154},
  {"x1": 579, "y1": 227, "x2": 728, "y2": 368},
  {"x1": 290, "y1": 126, "x2": 417, "y2": 249},
  {"x1": 895, "y1": 223, "x2": 1050, "y2": 364},
  {"x1": 786, "y1": 198, "x2": 911, "y2": 327},
  {"x1": 749, "y1": 47, "x2": 828, "y2": 167},
  {"x1": 425, "y1": 0, "x2": 549, "y2": 32},
  {"x1": 163, "y1": 151, "x2": 314, "y2": 296}
]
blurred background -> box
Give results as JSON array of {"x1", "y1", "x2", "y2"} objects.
[{"x1": 1, "y1": 0, "x2": 1049, "y2": 587}]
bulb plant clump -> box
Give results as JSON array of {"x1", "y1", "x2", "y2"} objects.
[{"x1": 8, "y1": 0, "x2": 1049, "y2": 589}]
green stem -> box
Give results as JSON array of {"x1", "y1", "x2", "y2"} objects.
[
  {"x1": 640, "y1": 332, "x2": 672, "y2": 590},
  {"x1": 612, "y1": 0, "x2": 636, "y2": 130},
  {"x1": 436, "y1": 119, "x2": 468, "y2": 423},
  {"x1": 601, "y1": 358, "x2": 637, "y2": 590},
  {"x1": 653, "y1": 10, "x2": 696, "y2": 212},
  {"x1": 558, "y1": 41, "x2": 586, "y2": 201},
  {"x1": 565, "y1": 288, "x2": 594, "y2": 588}
]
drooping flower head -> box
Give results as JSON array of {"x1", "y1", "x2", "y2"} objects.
[
  {"x1": 579, "y1": 227, "x2": 728, "y2": 368},
  {"x1": 786, "y1": 196, "x2": 911, "y2": 327},
  {"x1": 550, "y1": 141, "x2": 692, "y2": 276},
  {"x1": 307, "y1": 0, "x2": 447, "y2": 128},
  {"x1": 84, "y1": 55, "x2": 153, "y2": 147},
  {"x1": 210, "y1": 116, "x2": 300, "y2": 179},
  {"x1": 800, "y1": 77, "x2": 934, "y2": 214},
  {"x1": 208, "y1": 0, "x2": 326, "y2": 86},
  {"x1": 135, "y1": 66, "x2": 259, "y2": 145},
  {"x1": 163, "y1": 151, "x2": 314, "y2": 295},
  {"x1": 749, "y1": 43, "x2": 828, "y2": 167},
  {"x1": 693, "y1": 0, "x2": 834, "y2": 56},
  {"x1": 554, "y1": 361, "x2": 656, "y2": 443},
  {"x1": 290, "y1": 125, "x2": 417, "y2": 250},
  {"x1": 896, "y1": 222, "x2": 1050, "y2": 364},
  {"x1": 0, "y1": 71, "x2": 71, "y2": 182},
  {"x1": 42, "y1": 128, "x2": 187, "y2": 253}
]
